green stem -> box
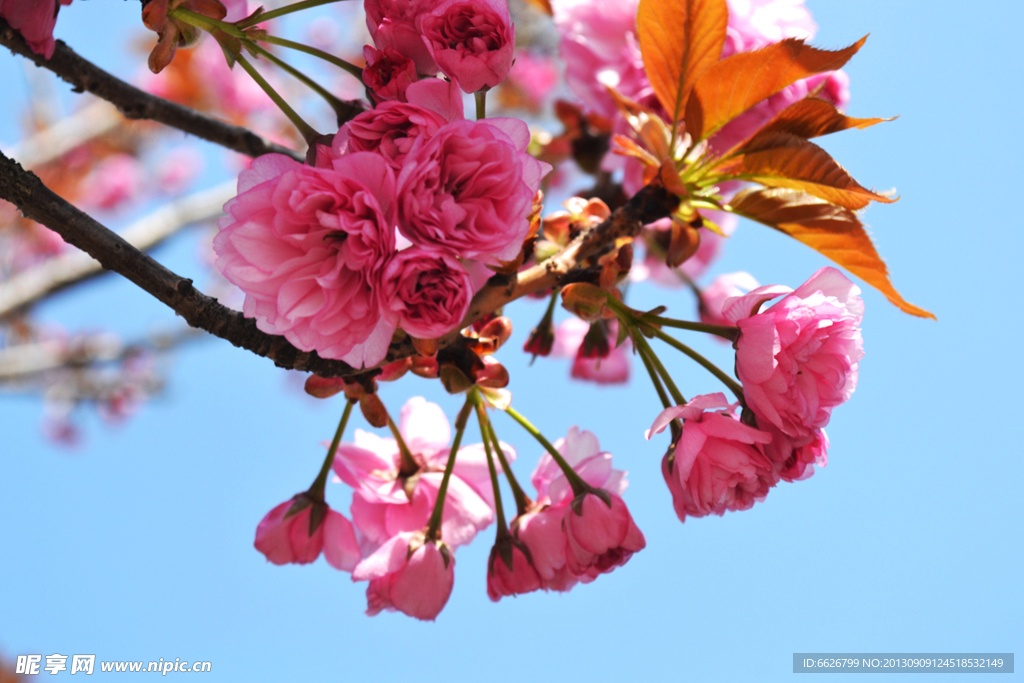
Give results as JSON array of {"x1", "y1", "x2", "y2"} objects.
[
  {"x1": 632, "y1": 333, "x2": 687, "y2": 406},
  {"x1": 636, "y1": 338, "x2": 672, "y2": 410},
  {"x1": 309, "y1": 399, "x2": 354, "y2": 498},
  {"x1": 503, "y1": 406, "x2": 590, "y2": 498},
  {"x1": 235, "y1": 54, "x2": 319, "y2": 144},
  {"x1": 245, "y1": 41, "x2": 353, "y2": 114},
  {"x1": 425, "y1": 397, "x2": 474, "y2": 541},
  {"x1": 475, "y1": 90, "x2": 487, "y2": 120},
  {"x1": 652, "y1": 328, "x2": 745, "y2": 402},
  {"x1": 481, "y1": 410, "x2": 530, "y2": 517},
  {"x1": 169, "y1": 8, "x2": 246, "y2": 38},
  {"x1": 261, "y1": 35, "x2": 364, "y2": 81},
  {"x1": 644, "y1": 315, "x2": 739, "y2": 341},
  {"x1": 475, "y1": 401, "x2": 508, "y2": 532},
  {"x1": 387, "y1": 416, "x2": 419, "y2": 477},
  {"x1": 237, "y1": 0, "x2": 351, "y2": 28}
]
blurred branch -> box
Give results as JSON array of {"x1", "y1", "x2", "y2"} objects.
[
  {"x1": 6, "y1": 99, "x2": 122, "y2": 168},
  {"x1": 0, "y1": 19, "x2": 303, "y2": 162},
  {"x1": 0, "y1": 180, "x2": 236, "y2": 318}
]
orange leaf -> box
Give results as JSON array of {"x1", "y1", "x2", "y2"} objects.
[
  {"x1": 729, "y1": 188, "x2": 933, "y2": 319},
  {"x1": 519, "y1": 0, "x2": 552, "y2": 14},
  {"x1": 686, "y1": 36, "x2": 867, "y2": 141},
  {"x1": 739, "y1": 98, "x2": 893, "y2": 151},
  {"x1": 638, "y1": 0, "x2": 728, "y2": 127},
  {"x1": 733, "y1": 132, "x2": 895, "y2": 210}
]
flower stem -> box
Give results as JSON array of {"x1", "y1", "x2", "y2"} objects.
[
  {"x1": 636, "y1": 338, "x2": 672, "y2": 410},
  {"x1": 235, "y1": 53, "x2": 319, "y2": 144},
  {"x1": 503, "y1": 406, "x2": 590, "y2": 498},
  {"x1": 261, "y1": 35, "x2": 364, "y2": 81},
  {"x1": 475, "y1": 90, "x2": 487, "y2": 120},
  {"x1": 632, "y1": 332, "x2": 687, "y2": 406},
  {"x1": 309, "y1": 399, "x2": 354, "y2": 499},
  {"x1": 425, "y1": 396, "x2": 474, "y2": 542},
  {"x1": 386, "y1": 416, "x2": 419, "y2": 477},
  {"x1": 169, "y1": 8, "x2": 246, "y2": 38},
  {"x1": 652, "y1": 328, "x2": 745, "y2": 402},
  {"x1": 645, "y1": 315, "x2": 738, "y2": 341},
  {"x1": 475, "y1": 401, "x2": 508, "y2": 533},
  {"x1": 244, "y1": 41, "x2": 353, "y2": 116},
  {"x1": 236, "y1": 0, "x2": 351, "y2": 28},
  {"x1": 477, "y1": 402, "x2": 530, "y2": 517}
]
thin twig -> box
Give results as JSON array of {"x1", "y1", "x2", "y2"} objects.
[{"x1": 0, "y1": 19, "x2": 302, "y2": 161}]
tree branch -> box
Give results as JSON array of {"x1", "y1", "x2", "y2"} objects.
[
  {"x1": 0, "y1": 19, "x2": 303, "y2": 162},
  {"x1": 0, "y1": 148, "x2": 419, "y2": 377},
  {"x1": 0, "y1": 181, "x2": 236, "y2": 317}
]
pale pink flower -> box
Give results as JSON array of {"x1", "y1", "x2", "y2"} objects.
[
  {"x1": 0, "y1": 0, "x2": 70, "y2": 59},
  {"x1": 531, "y1": 425, "x2": 627, "y2": 508},
  {"x1": 724, "y1": 0, "x2": 816, "y2": 56},
  {"x1": 649, "y1": 393, "x2": 778, "y2": 520},
  {"x1": 699, "y1": 271, "x2": 760, "y2": 328},
  {"x1": 155, "y1": 147, "x2": 204, "y2": 195},
  {"x1": 486, "y1": 536, "x2": 543, "y2": 601},
  {"x1": 214, "y1": 152, "x2": 398, "y2": 367},
  {"x1": 563, "y1": 491, "x2": 645, "y2": 579},
  {"x1": 364, "y1": 0, "x2": 438, "y2": 75},
  {"x1": 332, "y1": 397, "x2": 512, "y2": 552},
  {"x1": 551, "y1": 317, "x2": 631, "y2": 385},
  {"x1": 362, "y1": 45, "x2": 418, "y2": 103},
  {"x1": 352, "y1": 531, "x2": 454, "y2": 620},
  {"x1": 380, "y1": 246, "x2": 473, "y2": 339},
  {"x1": 724, "y1": 266, "x2": 864, "y2": 444},
  {"x1": 254, "y1": 498, "x2": 361, "y2": 570},
  {"x1": 79, "y1": 154, "x2": 142, "y2": 211},
  {"x1": 506, "y1": 50, "x2": 560, "y2": 107},
  {"x1": 420, "y1": 0, "x2": 514, "y2": 93},
  {"x1": 512, "y1": 505, "x2": 578, "y2": 592},
  {"x1": 396, "y1": 117, "x2": 550, "y2": 263},
  {"x1": 331, "y1": 78, "x2": 461, "y2": 169}
]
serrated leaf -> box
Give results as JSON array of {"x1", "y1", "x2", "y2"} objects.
[
  {"x1": 728, "y1": 132, "x2": 895, "y2": 210},
  {"x1": 686, "y1": 36, "x2": 867, "y2": 141},
  {"x1": 743, "y1": 97, "x2": 893, "y2": 146},
  {"x1": 729, "y1": 188, "x2": 934, "y2": 318},
  {"x1": 638, "y1": 0, "x2": 728, "y2": 129}
]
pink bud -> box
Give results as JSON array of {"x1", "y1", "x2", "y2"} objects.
[
  {"x1": 353, "y1": 531, "x2": 454, "y2": 621},
  {"x1": 563, "y1": 491, "x2": 645, "y2": 580},
  {"x1": 486, "y1": 535, "x2": 542, "y2": 601},
  {"x1": 420, "y1": 0, "x2": 514, "y2": 93}
]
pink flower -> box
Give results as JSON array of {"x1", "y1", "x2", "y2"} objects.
[
  {"x1": 364, "y1": 0, "x2": 438, "y2": 75},
  {"x1": 362, "y1": 45, "x2": 418, "y2": 103},
  {"x1": 1, "y1": 0, "x2": 70, "y2": 59},
  {"x1": 79, "y1": 154, "x2": 142, "y2": 211},
  {"x1": 649, "y1": 393, "x2": 778, "y2": 520},
  {"x1": 761, "y1": 423, "x2": 828, "y2": 482},
  {"x1": 352, "y1": 531, "x2": 454, "y2": 620},
  {"x1": 551, "y1": 317, "x2": 631, "y2": 385},
  {"x1": 420, "y1": 0, "x2": 514, "y2": 94},
  {"x1": 724, "y1": 0, "x2": 816, "y2": 56},
  {"x1": 506, "y1": 50, "x2": 560, "y2": 107},
  {"x1": 155, "y1": 147, "x2": 204, "y2": 195},
  {"x1": 699, "y1": 271, "x2": 760, "y2": 328},
  {"x1": 214, "y1": 152, "x2": 398, "y2": 367},
  {"x1": 486, "y1": 535, "x2": 542, "y2": 601},
  {"x1": 381, "y1": 246, "x2": 473, "y2": 339},
  {"x1": 396, "y1": 117, "x2": 550, "y2": 263},
  {"x1": 512, "y1": 505, "x2": 578, "y2": 592},
  {"x1": 563, "y1": 491, "x2": 645, "y2": 579},
  {"x1": 332, "y1": 397, "x2": 511, "y2": 552},
  {"x1": 330, "y1": 79, "x2": 461, "y2": 169},
  {"x1": 724, "y1": 266, "x2": 864, "y2": 444},
  {"x1": 531, "y1": 426, "x2": 627, "y2": 507},
  {"x1": 254, "y1": 496, "x2": 361, "y2": 570}
]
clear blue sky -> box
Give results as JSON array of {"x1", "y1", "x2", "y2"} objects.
[{"x1": 1, "y1": 1, "x2": 1021, "y2": 681}]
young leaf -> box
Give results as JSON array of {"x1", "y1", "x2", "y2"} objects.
[
  {"x1": 686, "y1": 36, "x2": 867, "y2": 141},
  {"x1": 637, "y1": 0, "x2": 728, "y2": 129},
  {"x1": 728, "y1": 132, "x2": 895, "y2": 210},
  {"x1": 743, "y1": 97, "x2": 893, "y2": 145},
  {"x1": 729, "y1": 188, "x2": 934, "y2": 318}
]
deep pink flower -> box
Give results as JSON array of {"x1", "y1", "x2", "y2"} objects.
[
  {"x1": 531, "y1": 425, "x2": 627, "y2": 508},
  {"x1": 649, "y1": 393, "x2": 778, "y2": 521},
  {"x1": 214, "y1": 152, "x2": 398, "y2": 367},
  {"x1": 724, "y1": 266, "x2": 864, "y2": 444},
  {"x1": 381, "y1": 246, "x2": 473, "y2": 340},
  {"x1": 699, "y1": 271, "x2": 760, "y2": 328},
  {"x1": 420, "y1": 0, "x2": 514, "y2": 94},
  {"x1": 1, "y1": 0, "x2": 70, "y2": 60},
  {"x1": 332, "y1": 397, "x2": 512, "y2": 552},
  {"x1": 486, "y1": 535, "x2": 543, "y2": 601},
  {"x1": 364, "y1": 0, "x2": 437, "y2": 75},
  {"x1": 551, "y1": 318, "x2": 630, "y2": 385},
  {"x1": 331, "y1": 78, "x2": 461, "y2": 169},
  {"x1": 396, "y1": 117, "x2": 550, "y2": 263},
  {"x1": 254, "y1": 497, "x2": 361, "y2": 570},
  {"x1": 352, "y1": 531, "x2": 454, "y2": 620},
  {"x1": 362, "y1": 45, "x2": 418, "y2": 104},
  {"x1": 563, "y1": 491, "x2": 645, "y2": 579},
  {"x1": 512, "y1": 504, "x2": 578, "y2": 592},
  {"x1": 761, "y1": 423, "x2": 828, "y2": 482}
]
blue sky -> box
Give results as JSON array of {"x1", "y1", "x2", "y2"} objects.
[{"x1": 1, "y1": 1, "x2": 1021, "y2": 681}]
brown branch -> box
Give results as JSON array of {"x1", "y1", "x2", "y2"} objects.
[
  {"x1": 0, "y1": 19, "x2": 303, "y2": 162},
  {"x1": 0, "y1": 148, "x2": 421, "y2": 377}
]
